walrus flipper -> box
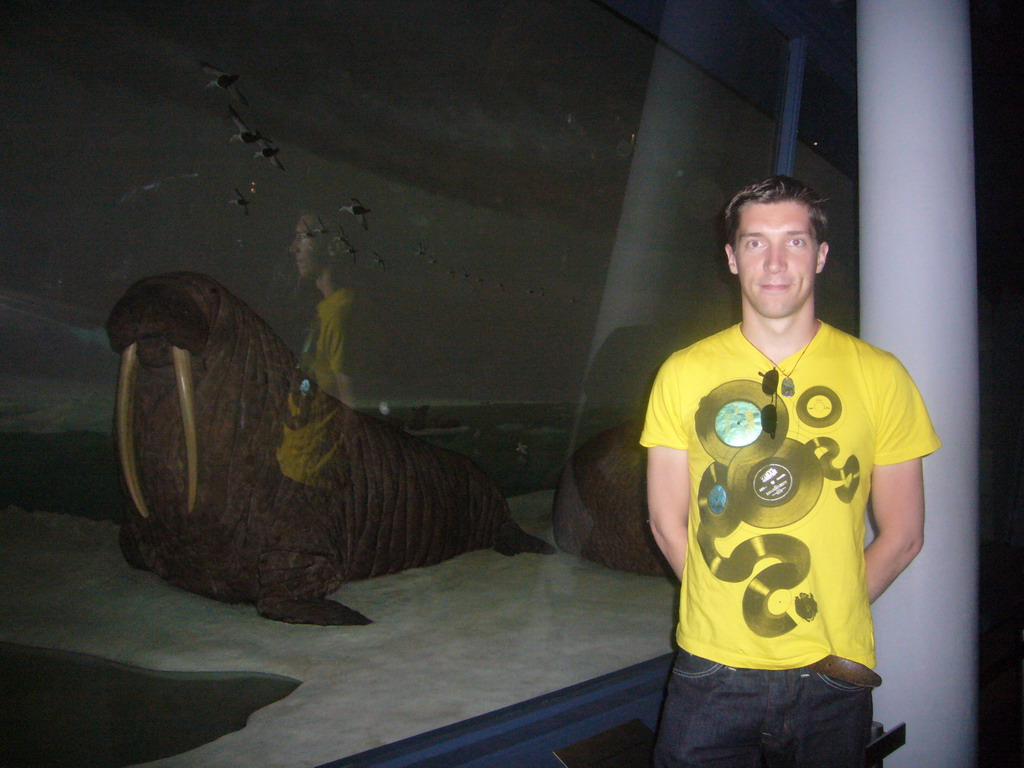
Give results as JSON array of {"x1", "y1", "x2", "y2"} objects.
[
  {"x1": 257, "y1": 596, "x2": 372, "y2": 626},
  {"x1": 256, "y1": 549, "x2": 371, "y2": 626},
  {"x1": 493, "y1": 519, "x2": 556, "y2": 556}
]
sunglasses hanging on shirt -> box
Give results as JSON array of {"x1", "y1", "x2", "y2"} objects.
[
  {"x1": 759, "y1": 368, "x2": 779, "y2": 439},
  {"x1": 754, "y1": 324, "x2": 819, "y2": 440}
]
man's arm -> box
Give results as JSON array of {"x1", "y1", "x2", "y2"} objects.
[
  {"x1": 646, "y1": 445, "x2": 690, "y2": 580},
  {"x1": 864, "y1": 457, "x2": 926, "y2": 603},
  {"x1": 333, "y1": 373, "x2": 354, "y2": 407},
  {"x1": 314, "y1": 372, "x2": 353, "y2": 406}
]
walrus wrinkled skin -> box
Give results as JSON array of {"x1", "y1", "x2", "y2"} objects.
[
  {"x1": 106, "y1": 272, "x2": 553, "y2": 625},
  {"x1": 553, "y1": 420, "x2": 670, "y2": 577}
]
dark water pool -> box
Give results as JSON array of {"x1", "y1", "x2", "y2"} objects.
[{"x1": 0, "y1": 642, "x2": 301, "y2": 768}]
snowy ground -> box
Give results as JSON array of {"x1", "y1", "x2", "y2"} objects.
[{"x1": 0, "y1": 492, "x2": 677, "y2": 768}]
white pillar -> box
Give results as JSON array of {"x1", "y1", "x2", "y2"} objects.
[{"x1": 858, "y1": 2, "x2": 978, "y2": 766}]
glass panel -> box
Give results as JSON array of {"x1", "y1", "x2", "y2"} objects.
[
  {"x1": 0, "y1": 0, "x2": 801, "y2": 502},
  {"x1": 571, "y1": 0, "x2": 790, "y2": 439},
  {"x1": 795, "y1": 45, "x2": 860, "y2": 336},
  {"x1": 0, "y1": 0, "x2": 857, "y2": 763}
]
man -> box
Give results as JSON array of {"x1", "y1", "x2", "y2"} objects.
[
  {"x1": 640, "y1": 176, "x2": 940, "y2": 767},
  {"x1": 290, "y1": 212, "x2": 354, "y2": 405}
]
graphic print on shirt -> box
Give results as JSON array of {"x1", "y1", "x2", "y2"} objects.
[{"x1": 693, "y1": 379, "x2": 860, "y2": 637}]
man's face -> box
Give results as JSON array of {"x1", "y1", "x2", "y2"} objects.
[
  {"x1": 290, "y1": 215, "x2": 320, "y2": 279},
  {"x1": 725, "y1": 200, "x2": 828, "y2": 322}
]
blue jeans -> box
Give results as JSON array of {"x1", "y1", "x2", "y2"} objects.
[{"x1": 653, "y1": 650, "x2": 873, "y2": 768}]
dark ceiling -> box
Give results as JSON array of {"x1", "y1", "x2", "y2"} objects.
[{"x1": 6, "y1": 0, "x2": 656, "y2": 233}]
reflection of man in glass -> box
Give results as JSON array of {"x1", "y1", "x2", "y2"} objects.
[
  {"x1": 277, "y1": 213, "x2": 352, "y2": 487},
  {"x1": 291, "y1": 213, "x2": 354, "y2": 405}
]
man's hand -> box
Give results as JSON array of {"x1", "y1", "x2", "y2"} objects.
[{"x1": 334, "y1": 373, "x2": 354, "y2": 407}]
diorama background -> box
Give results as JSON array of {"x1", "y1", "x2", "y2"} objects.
[
  {"x1": 0, "y1": 0, "x2": 856, "y2": 507},
  {"x1": 6, "y1": 0, "x2": 1021, "y2": 766}
]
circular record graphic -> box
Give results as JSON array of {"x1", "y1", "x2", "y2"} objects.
[
  {"x1": 796, "y1": 386, "x2": 842, "y2": 429},
  {"x1": 697, "y1": 462, "x2": 743, "y2": 539},
  {"x1": 695, "y1": 380, "x2": 789, "y2": 462},
  {"x1": 729, "y1": 439, "x2": 824, "y2": 529}
]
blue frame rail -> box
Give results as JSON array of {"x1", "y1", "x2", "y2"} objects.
[{"x1": 318, "y1": 653, "x2": 674, "y2": 768}]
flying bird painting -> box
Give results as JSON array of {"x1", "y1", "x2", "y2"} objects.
[
  {"x1": 200, "y1": 61, "x2": 249, "y2": 106},
  {"x1": 340, "y1": 198, "x2": 371, "y2": 230},
  {"x1": 230, "y1": 188, "x2": 250, "y2": 215},
  {"x1": 338, "y1": 228, "x2": 358, "y2": 260},
  {"x1": 228, "y1": 106, "x2": 269, "y2": 144},
  {"x1": 255, "y1": 140, "x2": 285, "y2": 171}
]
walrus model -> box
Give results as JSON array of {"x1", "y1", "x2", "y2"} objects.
[
  {"x1": 106, "y1": 272, "x2": 552, "y2": 625},
  {"x1": 553, "y1": 420, "x2": 670, "y2": 577}
]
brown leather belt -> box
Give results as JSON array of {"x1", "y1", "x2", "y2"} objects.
[{"x1": 808, "y1": 655, "x2": 882, "y2": 688}]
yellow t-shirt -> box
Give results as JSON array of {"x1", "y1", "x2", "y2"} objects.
[
  {"x1": 301, "y1": 287, "x2": 353, "y2": 391},
  {"x1": 277, "y1": 288, "x2": 353, "y2": 486},
  {"x1": 640, "y1": 323, "x2": 940, "y2": 669},
  {"x1": 276, "y1": 383, "x2": 346, "y2": 487}
]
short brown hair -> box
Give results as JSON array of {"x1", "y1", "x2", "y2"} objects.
[{"x1": 724, "y1": 175, "x2": 828, "y2": 247}]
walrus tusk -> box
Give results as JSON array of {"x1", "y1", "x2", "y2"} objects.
[
  {"x1": 116, "y1": 343, "x2": 197, "y2": 517},
  {"x1": 172, "y1": 346, "x2": 197, "y2": 512},
  {"x1": 116, "y1": 342, "x2": 149, "y2": 518}
]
